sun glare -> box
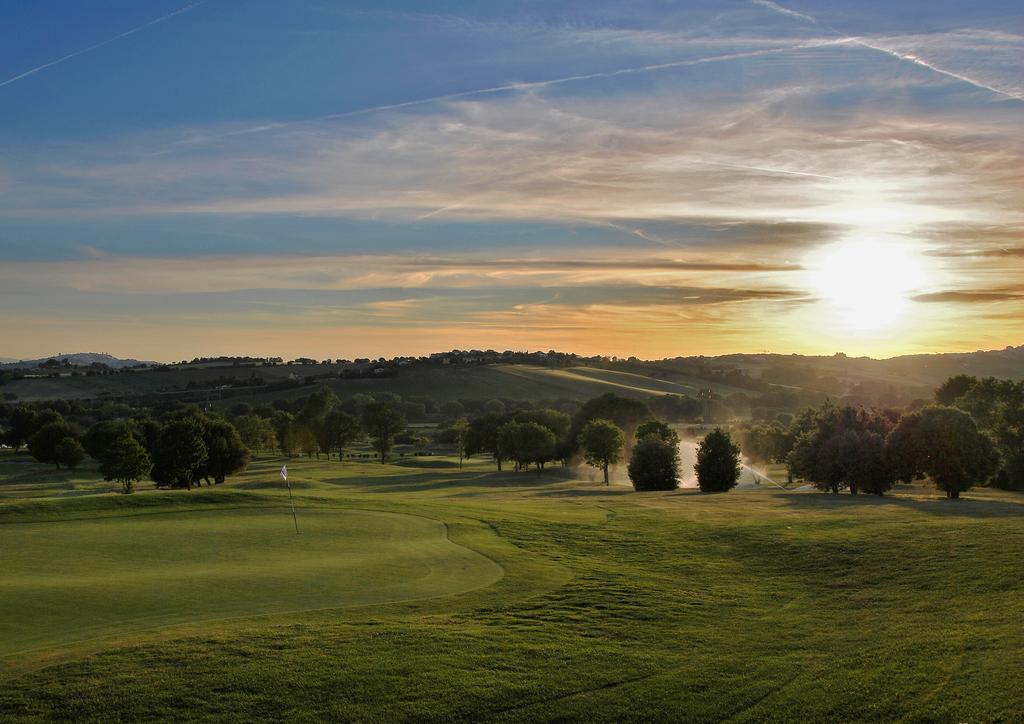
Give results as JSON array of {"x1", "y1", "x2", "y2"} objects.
[{"x1": 806, "y1": 238, "x2": 929, "y2": 333}]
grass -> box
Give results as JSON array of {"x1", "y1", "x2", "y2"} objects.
[{"x1": 2, "y1": 450, "x2": 1024, "y2": 720}]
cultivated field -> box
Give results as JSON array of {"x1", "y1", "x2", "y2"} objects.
[{"x1": 2, "y1": 451, "x2": 1024, "y2": 720}]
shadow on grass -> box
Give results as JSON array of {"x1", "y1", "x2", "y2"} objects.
[
  {"x1": 773, "y1": 487, "x2": 1024, "y2": 518},
  {"x1": 316, "y1": 467, "x2": 575, "y2": 496}
]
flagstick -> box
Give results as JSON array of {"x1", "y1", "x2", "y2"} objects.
[
  {"x1": 281, "y1": 464, "x2": 299, "y2": 534},
  {"x1": 286, "y1": 477, "x2": 299, "y2": 534}
]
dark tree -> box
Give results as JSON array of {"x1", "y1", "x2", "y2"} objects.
[
  {"x1": 695, "y1": 428, "x2": 741, "y2": 493},
  {"x1": 151, "y1": 419, "x2": 208, "y2": 490},
  {"x1": 579, "y1": 418, "x2": 625, "y2": 485},
  {"x1": 322, "y1": 409, "x2": 361, "y2": 460},
  {"x1": 570, "y1": 394, "x2": 651, "y2": 453},
  {"x1": 233, "y1": 414, "x2": 278, "y2": 453},
  {"x1": 29, "y1": 421, "x2": 79, "y2": 469},
  {"x1": 203, "y1": 419, "x2": 250, "y2": 484},
  {"x1": 2, "y1": 406, "x2": 40, "y2": 450},
  {"x1": 100, "y1": 434, "x2": 152, "y2": 493},
  {"x1": 84, "y1": 419, "x2": 140, "y2": 462},
  {"x1": 935, "y1": 374, "x2": 977, "y2": 406},
  {"x1": 54, "y1": 437, "x2": 85, "y2": 470},
  {"x1": 465, "y1": 412, "x2": 511, "y2": 471},
  {"x1": 440, "y1": 400, "x2": 465, "y2": 419},
  {"x1": 634, "y1": 420, "x2": 680, "y2": 446},
  {"x1": 499, "y1": 421, "x2": 556, "y2": 475},
  {"x1": 952, "y1": 378, "x2": 1024, "y2": 490},
  {"x1": 628, "y1": 434, "x2": 680, "y2": 491},
  {"x1": 272, "y1": 411, "x2": 295, "y2": 454},
  {"x1": 887, "y1": 405, "x2": 1000, "y2": 499},
  {"x1": 361, "y1": 402, "x2": 406, "y2": 463},
  {"x1": 787, "y1": 403, "x2": 898, "y2": 495},
  {"x1": 450, "y1": 418, "x2": 470, "y2": 469}
]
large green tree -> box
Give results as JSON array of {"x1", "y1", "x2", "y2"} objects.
[
  {"x1": 361, "y1": 402, "x2": 406, "y2": 464},
  {"x1": 233, "y1": 415, "x2": 278, "y2": 453},
  {"x1": 579, "y1": 418, "x2": 625, "y2": 485},
  {"x1": 151, "y1": 418, "x2": 208, "y2": 490},
  {"x1": 100, "y1": 434, "x2": 151, "y2": 493},
  {"x1": 634, "y1": 420, "x2": 680, "y2": 447},
  {"x1": 887, "y1": 405, "x2": 1000, "y2": 499},
  {"x1": 628, "y1": 434, "x2": 680, "y2": 491},
  {"x1": 787, "y1": 403, "x2": 898, "y2": 495},
  {"x1": 465, "y1": 412, "x2": 511, "y2": 471},
  {"x1": 203, "y1": 419, "x2": 250, "y2": 485},
  {"x1": 321, "y1": 409, "x2": 361, "y2": 461},
  {"x1": 54, "y1": 437, "x2": 85, "y2": 470},
  {"x1": 28, "y1": 420, "x2": 79, "y2": 469},
  {"x1": 695, "y1": 428, "x2": 741, "y2": 493},
  {"x1": 571, "y1": 394, "x2": 651, "y2": 454},
  {"x1": 499, "y1": 421, "x2": 556, "y2": 475}
]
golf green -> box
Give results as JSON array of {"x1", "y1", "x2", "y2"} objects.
[{"x1": 0, "y1": 506, "x2": 503, "y2": 659}]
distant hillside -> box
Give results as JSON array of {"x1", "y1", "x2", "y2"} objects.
[
  {"x1": 0, "y1": 353, "x2": 161, "y2": 370},
  {"x1": 0, "y1": 345, "x2": 1020, "y2": 406}
]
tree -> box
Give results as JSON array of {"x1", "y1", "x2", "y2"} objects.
[
  {"x1": 100, "y1": 434, "x2": 151, "y2": 493},
  {"x1": 440, "y1": 400, "x2": 465, "y2": 419},
  {"x1": 628, "y1": 434, "x2": 680, "y2": 491},
  {"x1": 887, "y1": 406, "x2": 1000, "y2": 499},
  {"x1": 571, "y1": 394, "x2": 651, "y2": 456},
  {"x1": 786, "y1": 403, "x2": 898, "y2": 495},
  {"x1": 233, "y1": 415, "x2": 278, "y2": 453},
  {"x1": 450, "y1": 418, "x2": 470, "y2": 469},
  {"x1": 516, "y1": 408, "x2": 571, "y2": 441},
  {"x1": 84, "y1": 419, "x2": 140, "y2": 462},
  {"x1": 29, "y1": 421, "x2": 79, "y2": 469},
  {"x1": 465, "y1": 412, "x2": 511, "y2": 471},
  {"x1": 272, "y1": 411, "x2": 295, "y2": 455},
  {"x1": 579, "y1": 419, "x2": 625, "y2": 485},
  {"x1": 483, "y1": 399, "x2": 507, "y2": 415},
  {"x1": 203, "y1": 419, "x2": 250, "y2": 484},
  {"x1": 151, "y1": 418, "x2": 208, "y2": 490},
  {"x1": 935, "y1": 374, "x2": 977, "y2": 406},
  {"x1": 951, "y1": 377, "x2": 1024, "y2": 490},
  {"x1": 634, "y1": 420, "x2": 680, "y2": 446},
  {"x1": 2, "y1": 405, "x2": 40, "y2": 451},
  {"x1": 54, "y1": 437, "x2": 85, "y2": 470},
  {"x1": 361, "y1": 402, "x2": 406, "y2": 464},
  {"x1": 695, "y1": 428, "x2": 741, "y2": 493},
  {"x1": 322, "y1": 410, "x2": 361, "y2": 461},
  {"x1": 287, "y1": 424, "x2": 318, "y2": 459},
  {"x1": 499, "y1": 421, "x2": 556, "y2": 475}
]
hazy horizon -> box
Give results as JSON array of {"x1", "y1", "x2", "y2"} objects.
[{"x1": 3, "y1": 1, "x2": 1022, "y2": 360}]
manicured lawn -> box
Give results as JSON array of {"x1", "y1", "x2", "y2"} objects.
[{"x1": 2, "y1": 452, "x2": 1024, "y2": 720}]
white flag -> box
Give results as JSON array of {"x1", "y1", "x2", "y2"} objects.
[{"x1": 280, "y1": 465, "x2": 288, "y2": 481}]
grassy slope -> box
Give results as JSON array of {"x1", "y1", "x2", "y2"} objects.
[
  {"x1": 1, "y1": 453, "x2": 1024, "y2": 721},
  {"x1": 5, "y1": 362, "x2": 756, "y2": 405}
]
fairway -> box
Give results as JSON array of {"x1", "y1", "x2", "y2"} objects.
[
  {"x1": 0, "y1": 503, "x2": 502, "y2": 659},
  {"x1": 3, "y1": 453, "x2": 1024, "y2": 720}
]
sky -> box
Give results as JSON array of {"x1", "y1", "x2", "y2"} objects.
[{"x1": 1, "y1": 0, "x2": 1022, "y2": 362}]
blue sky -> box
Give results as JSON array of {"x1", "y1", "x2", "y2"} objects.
[{"x1": 2, "y1": 1, "x2": 1022, "y2": 360}]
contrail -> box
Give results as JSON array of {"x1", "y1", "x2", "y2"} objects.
[
  {"x1": 843, "y1": 37, "x2": 1024, "y2": 102},
  {"x1": 750, "y1": 0, "x2": 817, "y2": 24},
  {"x1": 0, "y1": 3, "x2": 200, "y2": 89},
  {"x1": 217, "y1": 39, "x2": 841, "y2": 139},
  {"x1": 694, "y1": 159, "x2": 841, "y2": 181},
  {"x1": 752, "y1": 0, "x2": 1024, "y2": 102}
]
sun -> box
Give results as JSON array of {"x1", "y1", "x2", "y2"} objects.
[{"x1": 805, "y1": 238, "x2": 929, "y2": 333}]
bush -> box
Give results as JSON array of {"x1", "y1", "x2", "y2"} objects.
[{"x1": 628, "y1": 435, "x2": 680, "y2": 491}]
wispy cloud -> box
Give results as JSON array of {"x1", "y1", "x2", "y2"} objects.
[{"x1": 0, "y1": 3, "x2": 200, "y2": 89}]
